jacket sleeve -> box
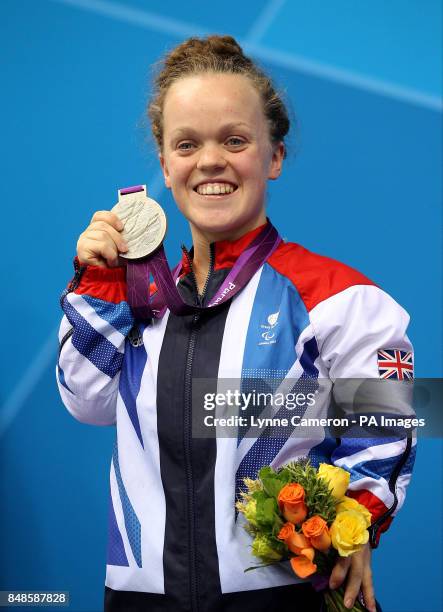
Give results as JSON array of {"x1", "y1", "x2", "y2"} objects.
[
  {"x1": 56, "y1": 258, "x2": 134, "y2": 426},
  {"x1": 310, "y1": 283, "x2": 415, "y2": 547}
]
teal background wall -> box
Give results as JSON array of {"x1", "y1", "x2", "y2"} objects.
[{"x1": 1, "y1": 1, "x2": 441, "y2": 611}]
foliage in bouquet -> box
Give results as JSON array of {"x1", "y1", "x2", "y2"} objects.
[{"x1": 236, "y1": 459, "x2": 372, "y2": 611}]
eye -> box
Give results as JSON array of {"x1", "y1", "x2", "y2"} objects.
[
  {"x1": 225, "y1": 136, "x2": 246, "y2": 147},
  {"x1": 177, "y1": 141, "x2": 196, "y2": 152}
]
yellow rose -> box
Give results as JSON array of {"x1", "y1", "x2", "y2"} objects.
[
  {"x1": 336, "y1": 496, "x2": 372, "y2": 528},
  {"x1": 317, "y1": 463, "x2": 350, "y2": 499},
  {"x1": 330, "y1": 509, "x2": 369, "y2": 557}
]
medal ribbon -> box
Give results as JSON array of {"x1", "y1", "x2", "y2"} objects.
[{"x1": 126, "y1": 221, "x2": 281, "y2": 320}]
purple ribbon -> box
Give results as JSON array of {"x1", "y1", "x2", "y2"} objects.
[
  {"x1": 120, "y1": 185, "x2": 145, "y2": 195},
  {"x1": 311, "y1": 574, "x2": 330, "y2": 592},
  {"x1": 126, "y1": 221, "x2": 281, "y2": 320}
]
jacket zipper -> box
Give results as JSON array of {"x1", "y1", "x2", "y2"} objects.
[
  {"x1": 60, "y1": 258, "x2": 87, "y2": 306},
  {"x1": 182, "y1": 244, "x2": 214, "y2": 611},
  {"x1": 58, "y1": 259, "x2": 87, "y2": 358},
  {"x1": 58, "y1": 327, "x2": 74, "y2": 358},
  {"x1": 368, "y1": 435, "x2": 413, "y2": 547}
]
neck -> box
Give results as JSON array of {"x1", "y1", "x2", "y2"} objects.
[
  {"x1": 189, "y1": 214, "x2": 267, "y2": 293},
  {"x1": 191, "y1": 233, "x2": 213, "y2": 293}
]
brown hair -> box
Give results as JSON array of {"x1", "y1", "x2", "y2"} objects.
[{"x1": 148, "y1": 35, "x2": 290, "y2": 153}]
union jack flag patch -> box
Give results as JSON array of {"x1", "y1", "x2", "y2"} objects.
[{"x1": 377, "y1": 349, "x2": 414, "y2": 380}]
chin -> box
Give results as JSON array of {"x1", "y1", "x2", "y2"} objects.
[{"x1": 191, "y1": 212, "x2": 263, "y2": 240}]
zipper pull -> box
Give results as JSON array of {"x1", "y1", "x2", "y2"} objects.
[{"x1": 181, "y1": 242, "x2": 215, "y2": 307}]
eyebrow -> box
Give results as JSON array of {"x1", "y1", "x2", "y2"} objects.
[{"x1": 170, "y1": 122, "x2": 251, "y2": 139}]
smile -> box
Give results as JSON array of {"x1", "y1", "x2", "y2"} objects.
[{"x1": 194, "y1": 182, "x2": 238, "y2": 196}]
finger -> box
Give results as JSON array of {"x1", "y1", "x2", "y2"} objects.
[
  {"x1": 329, "y1": 556, "x2": 351, "y2": 590},
  {"x1": 79, "y1": 236, "x2": 120, "y2": 268},
  {"x1": 90, "y1": 210, "x2": 124, "y2": 231},
  {"x1": 82, "y1": 229, "x2": 126, "y2": 256},
  {"x1": 77, "y1": 254, "x2": 107, "y2": 268},
  {"x1": 360, "y1": 565, "x2": 376, "y2": 612},
  {"x1": 94, "y1": 240, "x2": 120, "y2": 268},
  {"x1": 343, "y1": 553, "x2": 364, "y2": 609},
  {"x1": 77, "y1": 248, "x2": 107, "y2": 267},
  {"x1": 87, "y1": 222, "x2": 128, "y2": 251},
  {"x1": 77, "y1": 234, "x2": 104, "y2": 267}
]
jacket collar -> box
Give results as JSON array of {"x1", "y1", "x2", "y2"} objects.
[{"x1": 180, "y1": 221, "x2": 269, "y2": 274}]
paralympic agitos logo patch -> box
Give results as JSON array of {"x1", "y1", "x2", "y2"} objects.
[{"x1": 259, "y1": 311, "x2": 280, "y2": 345}]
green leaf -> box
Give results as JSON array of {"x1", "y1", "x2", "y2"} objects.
[
  {"x1": 275, "y1": 467, "x2": 292, "y2": 484},
  {"x1": 252, "y1": 490, "x2": 268, "y2": 503},
  {"x1": 256, "y1": 496, "x2": 278, "y2": 529},
  {"x1": 272, "y1": 513, "x2": 284, "y2": 535},
  {"x1": 268, "y1": 535, "x2": 288, "y2": 557},
  {"x1": 244, "y1": 561, "x2": 280, "y2": 572},
  {"x1": 258, "y1": 466, "x2": 276, "y2": 480},
  {"x1": 261, "y1": 476, "x2": 285, "y2": 499}
]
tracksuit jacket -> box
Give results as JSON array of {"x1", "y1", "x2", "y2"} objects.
[{"x1": 57, "y1": 222, "x2": 415, "y2": 611}]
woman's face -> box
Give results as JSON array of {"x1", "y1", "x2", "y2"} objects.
[{"x1": 160, "y1": 73, "x2": 284, "y2": 242}]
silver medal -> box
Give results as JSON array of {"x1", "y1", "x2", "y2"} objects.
[{"x1": 111, "y1": 185, "x2": 167, "y2": 260}]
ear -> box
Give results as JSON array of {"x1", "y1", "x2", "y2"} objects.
[
  {"x1": 268, "y1": 142, "x2": 285, "y2": 180},
  {"x1": 159, "y1": 153, "x2": 171, "y2": 189}
]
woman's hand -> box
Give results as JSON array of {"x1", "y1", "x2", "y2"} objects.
[
  {"x1": 329, "y1": 542, "x2": 376, "y2": 612},
  {"x1": 77, "y1": 211, "x2": 128, "y2": 268}
]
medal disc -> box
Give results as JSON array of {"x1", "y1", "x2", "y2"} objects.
[{"x1": 112, "y1": 187, "x2": 167, "y2": 260}]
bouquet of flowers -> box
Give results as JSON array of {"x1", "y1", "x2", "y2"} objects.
[{"x1": 236, "y1": 459, "x2": 372, "y2": 611}]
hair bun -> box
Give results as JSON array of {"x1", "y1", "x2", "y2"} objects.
[
  {"x1": 165, "y1": 35, "x2": 246, "y2": 69},
  {"x1": 205, "y1": 35, "x2": 244, "y2": 57}
]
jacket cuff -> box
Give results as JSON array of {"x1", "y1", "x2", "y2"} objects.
[
  {"x1": 369, "y1": 516, "x2": 394, "y2": 547},
  {"x1": 347, "y1": 489, "x2": 394, "y2": 548},
  {"x1": 68, "y1": 257, "x2": 127, "y2": 303}
]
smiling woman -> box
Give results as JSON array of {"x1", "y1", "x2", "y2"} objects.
[
  {"x1": 57, "y1": 35, "x2": 413, "y2": 612},
  {"x1": 159, "y1": 72, "x2": 284, "y2": 272}
]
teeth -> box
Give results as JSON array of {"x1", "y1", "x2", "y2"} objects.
[{"x1": 196, "y1": 183, "x2": 235, "y2": 195}]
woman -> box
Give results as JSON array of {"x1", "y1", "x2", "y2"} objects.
[{"x1": 57, "y1": 35, "x2": 413, "y2": 612}]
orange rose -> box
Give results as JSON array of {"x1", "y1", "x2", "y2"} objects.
[
  {"x1": 278, "y1": 522, "x2": 312, "y2": 555},
  {"x1": 283, "y1": 502, "x2": 308, "y2": 525},
  {"x1": 277, "y1": 484, "x2": 307, "y2": 524},
  {"x1": 277, "y1": 483, "x2": 305, "y2": 510},
  {"x1": 279, "y1": 522, "x2": 317, "y2": 578},
  {"x1": 290, "y1": 555, "x2": 317, "y2": 579},
  {"x1": 300, "y1": 547, "x2": 315, "y2": 562},
  {"x1": 302, "y1": 516, "x2": 331, "y2": 553},
  {"x1": 277, "y1": 522, "x2": 296, "y2": 542},
  {"x1": 287, "y1": 529, "x2": 310, "y2": 555}
]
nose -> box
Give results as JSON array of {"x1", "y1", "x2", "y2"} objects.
[{"x1": 196, "y1": 143, "x2": 227, "y2": 172}]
